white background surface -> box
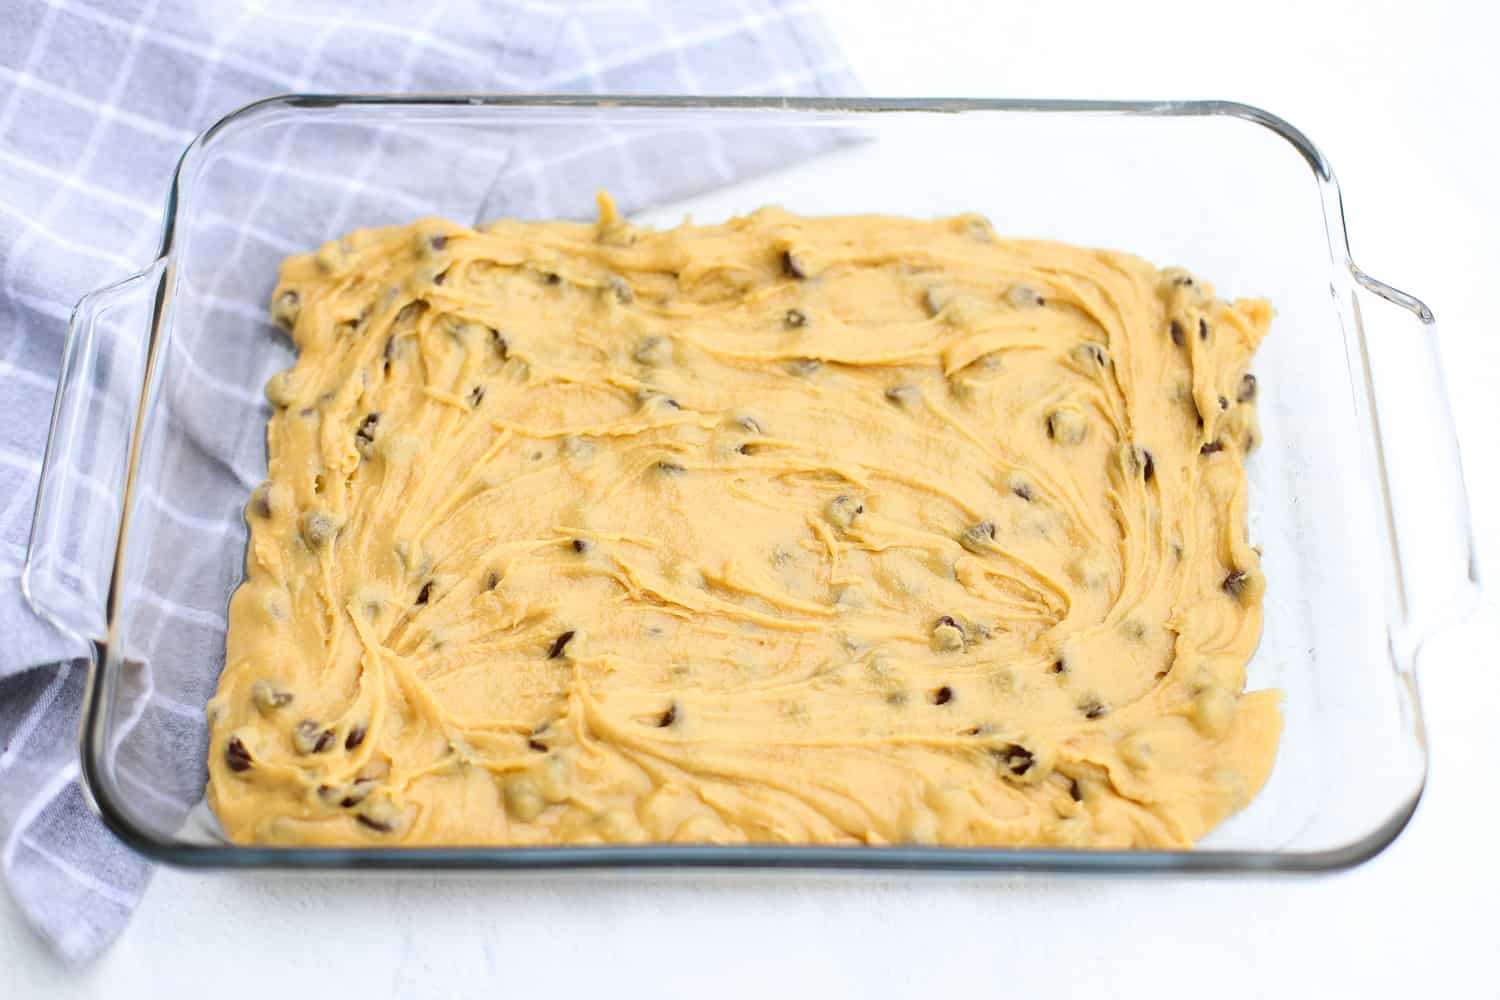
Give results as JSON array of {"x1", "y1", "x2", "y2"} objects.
[{"x1": 5, "y1": 0, "x2": 1499, "y2": 995}]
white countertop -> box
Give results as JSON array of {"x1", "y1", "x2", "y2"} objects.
[{"x1": 6, "y1": 0, "x2": 1498, "y2": 995}]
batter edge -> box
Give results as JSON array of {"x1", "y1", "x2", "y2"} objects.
[{"x1": 206, "y1": 196, "x2": 1279, "y2": 848}]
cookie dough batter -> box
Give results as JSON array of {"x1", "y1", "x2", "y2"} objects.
[{"x1": 207, "y1": 196, "x2": 1280, "y2": 848}]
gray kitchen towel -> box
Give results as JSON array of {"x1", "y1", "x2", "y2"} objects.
[{"x1": 0, "y1": 0, "x2": 857, "y2": 964}]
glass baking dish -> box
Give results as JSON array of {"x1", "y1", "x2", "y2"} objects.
[{"x1": 22, "y1": 96, "x2": 1477, "y2": 871}]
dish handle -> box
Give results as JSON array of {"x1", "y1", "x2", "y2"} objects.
[
  {"x1": 22, "y1": 260, "x2": 167, "y2": 644},
  {"x1": 1352, "y1": 266, "x2": 1481, "y2": 662}
]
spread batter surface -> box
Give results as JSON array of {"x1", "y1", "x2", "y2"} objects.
[{"x1": 207, "y1": 198, "x2": 1280, "y2": 848}]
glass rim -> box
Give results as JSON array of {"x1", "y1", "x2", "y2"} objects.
[{"x1": 71, "y1": 94, "x2": 1437, "y2": 871}]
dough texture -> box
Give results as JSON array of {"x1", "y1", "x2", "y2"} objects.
[{"x1": 206, "y1": 198, "x2": 1279, "y2": 848}]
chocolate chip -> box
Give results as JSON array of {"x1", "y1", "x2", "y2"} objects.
[
  {"x1": 491, "y1": 328, "x2": 509, "y2": 359},
  {"x1": 1012, "y1": 481, "x2": 1034, "y2": 502},
  {"x1": 572, "y1": 538, "x2": 591, "y2": 554},
  {"x1": 826, "y1": 495, "x2": 864, "y2": 529},
  {"x1": 995, "y1": 744, "x2": 1035, "y2": 777},
  {"x1": 485, "y1": 572, "x2": 500, "y2": 591},
  {"x1": 1006, "y1": 284, "x2": 1045, "y2": 309},
  {"x1": 271, "y1": 290, "x2": 300, "y2": 332},
  {"x1": 294, "y1": 719, "x2": 335, "y2": 755},
  {"x1": 543, "y1": 271, "x2": 562, "y2": 286},
  {"x1": 415, "y1": 581, "x2": 432, "y2": 605},
  {"x1": 1122, "y1": 443, "x2": 1153, "y2": 481},
  {"x1": 633, "y1": 335, "x2": 671, "y2": 367},
  {"x1": 429, "y1": 234, "x2": 448, "y2": 251},
  {"x1": 959, "y1": 520, "x2": 997, "y2": 554},
  {"x1": 345, "y1": 724, "x2": 366, "y2": 751},
  {"x1": 1046, "y1": 409, "x2": 1087, "y2": 444},
  {"x1": 251, "y1": 680, "x2": 293, "y2": 714},
  {"x1": 1170, "y1": 319, "x2": 1185, "y2": 347},
  {"x1": 1222, "y1": 570, "x2": 1249, "y2": 598},
  {"x1": 1078, "y1": 343, "x2": 1108, "y2": 367},
  {"x1": 1051, "y1": 657, "x2": 1067, "y2": 674},
  {"x1": 1173, "y1": 275, "x2": 1195, "y2": 287},
  {"x1": 784, "y1": 308, "x2": 809, "y2": 328},
  {"x1": 355, "y1": 413, "x2": 379, "y2": 456},
  {"x1": 657, "y1": 703, "x2": 677, "y2": 727},
  {"x1": 548, "y1": 631, "x2": 576, "y2": 659},
  {"x1": 340, "y1": 780, "x2": 376, "y2": 808},
  {"x1": 469, "y1": 385, "x2": 486, "y2": 408},
  {"x1": 885, "y1": 384, "x2": 920, "y2": 408},
  {"x1": 931, "y1": 616, "x2": 965, "y2": 652},
  {"x1": 923, "y1": 286, "x2": 949, "y2": 317},
  {"x1": 300, "y1": 510, "x2": 338, "y2": 549},
  {"x1": 607, "y1": 275, "x2": 634, "y2": 304},
  {"x1": 932, "y1": 686, "x2": 954, "y2": 706},
  {"x1": 737, "y1": 443, "x2": 756, "y2": 456},
  {"x1": 1200, "y1": 440, "x2": 1225, "y2": 455},
  {"x1": 1199, "y1": 318, "x2": 1209, "y2": 341},
  {"x1": 781, "y1": 249, "x2": 807, "y2": 279},
  {"x1": 962, "y1": 725, "x2": 990, "y2": 737},
  {"x1": 527, "y1": 739, "x2": 549, "y2": 753},
  {"x1": 1237, "y1": 373, "x2": 1258, "y2": 402},
  {"x1": 1080, "y1": 697, "x2": 1110, "y2": 720},
  {"x1": 1068, "y1": 779, "x2": 1083, "y2": 802},
  {"x1": 433, "y1": 269, "x2": 448, "y2": 286},
  {"x1": 1219, "y1": 395, "x2": 1230, "y2": 410},
  {"x1": 356, "y1": 811, "x2": 396, "y2": 833},
  {"x1": 225, "y1": 736, "x2": 252, "y2": 772},
  {"x1": 248, "y1": 484, "x2": 274, "y2": 520}
]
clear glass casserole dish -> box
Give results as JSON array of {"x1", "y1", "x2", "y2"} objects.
[{"x1": 22, "y1": 96, "x2": 1477, "y2": 870}]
